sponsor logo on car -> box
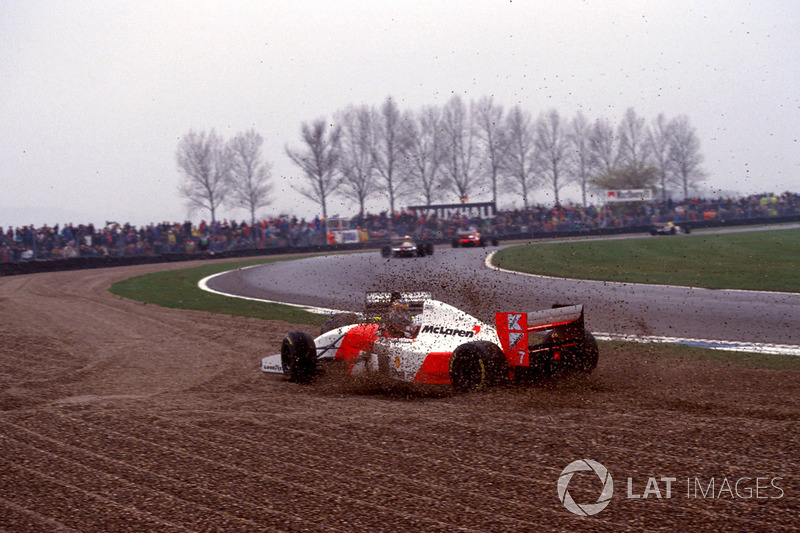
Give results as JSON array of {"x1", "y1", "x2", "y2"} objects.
[{"x1": 420, "y1": 325, "x2": 479, "y2": 338}]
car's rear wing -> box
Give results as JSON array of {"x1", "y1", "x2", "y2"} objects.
[
  {"x1": 495, "y1": 304, "x2": 585, "y2": 367},
  {"x1": 365, "y1": 291, "x2": 431, "y2": 315}
]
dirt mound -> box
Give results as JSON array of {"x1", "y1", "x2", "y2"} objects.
[{"x1": 0, "y1": 261, "x2": 798, "y2": 531}]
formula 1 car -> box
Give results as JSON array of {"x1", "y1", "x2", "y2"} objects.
[
  {"x1": 261, "y1": 291, "x2": 598, "y2": 391},
  {"x1": 650, "y1": 221, "x2": 691, "y2": 235},
  {"x1": 380, "y1": 235, "x2": 434, "y2": 258},
  {"x1": 451, "y1": 228, "x2": 499, "y2": 248}
]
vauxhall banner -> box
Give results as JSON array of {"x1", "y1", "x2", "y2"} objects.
[
  {"x1": 407, "y1": 201, "x2": 497, "y2": 219},
  {"x1": 605, "y1": 189, "x2": 654, "y2": 202}
]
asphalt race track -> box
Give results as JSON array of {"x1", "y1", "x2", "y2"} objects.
[{"x1": 206, "y1": 240, "x2": 800, "y2": 349}]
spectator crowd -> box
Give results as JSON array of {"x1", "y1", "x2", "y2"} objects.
[{"x1": 2, "y1": 192, "x2": 798, "y2": 263}]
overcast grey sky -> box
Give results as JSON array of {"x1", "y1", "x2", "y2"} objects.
[{"x1": 2, "y1": 0, "x2": 798, "y2": 228}]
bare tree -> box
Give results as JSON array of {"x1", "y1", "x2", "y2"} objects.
[
  {"x1": 590, "y1": 117, "x2": 620, "y2": 177},
  {"x1": 648, "y1": 114, "x2": 674, "y2": 201},
  {"x1": 669, "y1": 115, "x2": 708, "y2": 199},
  {"x1": 337, "y1": 105, "x2": 377, "y2": 218},
  {"x1": 285, "y1": 119, "x2": 342, "y2": 236},
  {"x1": 403, "y1": 105, "x2": 445, "y2": 206},
  {"x1": 440, "y1": 95, "x2": 479, "y2": 202},
  {"x1": 474, "y1": 95, "x2": 508, "y2": 206},
  {"x1": 503, "y1": 105, "x2": 539, "y2": 209},
  {"x1": 535, "y1": 109, "x2": 570, "y2": 206},
  {"x1": 617, "y1": 107, "x2": 652, "y2": 171},
  {"x1": 176, "y1": 129, "x2": 233, "y2": 225},
  {"x1": 229, "y1": 129, "x2": 273, "y2": 227},
  {"x1": 371, "y1": 96, "x2": 409, "y2": 214},
  {"x1": 566, "y1": 111, "x2": 596, "y2": 207}
]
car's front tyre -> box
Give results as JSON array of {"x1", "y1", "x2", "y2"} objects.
[{"x1": 281, "y1": 331, "x2": 317, "y2": 383}]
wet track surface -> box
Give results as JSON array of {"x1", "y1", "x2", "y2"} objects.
[{"x1": 207, "y1": 244, "x2": 800, "y2": 346}]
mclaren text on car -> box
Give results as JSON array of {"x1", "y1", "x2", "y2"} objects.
[{"x1": 262, "y1": 291, "x2": 599, "y2": 392}]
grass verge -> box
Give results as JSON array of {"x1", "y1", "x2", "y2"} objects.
[
  {"x1": 109, "y1": 256, "x2": 327, "y2": 327},
  {"x1": 492, "y1": 228, "x2": 800, "y2": 292}
]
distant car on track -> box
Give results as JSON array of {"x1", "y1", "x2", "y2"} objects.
[
  {"x1": 650, "y1": 221, "x2": 691, "y2": 235},
  {"x1": 451, "y1": 228, "x2": 498, "y2": 248},
  {"x1": 262, "y1": 291, "x2": 598, "y2": 392},
  {"x1": 380, "y1": 235, "x2": 434, "y2": 258}
]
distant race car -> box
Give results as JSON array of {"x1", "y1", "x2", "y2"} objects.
[
  {"x1": 451, "y1": 228, "x2": 498, "y2": 248},
  {"x1": 381, "y1": 235, "x2": 434, "y2": 258},
  {"x1": 262, "y1": 291, "x2": 598, "y2": 392},
  {"x1": 650, "y1": 221, "x2": 691, "y2": 235}
]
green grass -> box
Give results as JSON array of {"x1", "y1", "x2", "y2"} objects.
[
  {"x1": 492, "y1": 228, "x2": 800, "y2": 292},
  {"x1": 109, "y1": 256, "x2": 326, "y2": 327}
]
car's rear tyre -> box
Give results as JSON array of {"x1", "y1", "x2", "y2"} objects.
[
  {"x1": 425, "y1": 242, "x2": 434, "y2": 256},
  {"x1": 380, "y1": 244, "x2": 391, "y2": 258},
  {"x1": 542, "y1": 331, "x2": 599, "y2": 375},
  {"x1": 573, "y1": 332, "x2": 599, "y2": 373},
  {"x1": 449, "y1": 341, "x2": 507, "y2": 392},
  {"x1": 417, "y1": 246, "x2": 426, "y2": 257},
  {"x1": 281, "y1": 331, "x2": 317, "y2": 383}
]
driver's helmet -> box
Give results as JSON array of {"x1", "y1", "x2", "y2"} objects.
[{"x1": 386, "y1": 293, "x2": 412, "y2": 334}]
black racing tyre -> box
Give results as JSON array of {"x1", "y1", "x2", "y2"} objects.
[
  {"x1": 281, "y1": 331, "x2": 317, "y2": 383},
  {"x1": 490, "y1": 237, "x2": 499, "y2": 246},
  {"x1": 451, "y1": 239, "x2": 459, "y2": 248},
  {"x1": 449, "y1": 341, "x2": 508, "y2": 392},
  {"x1": 684, "y1": 226, "x2": 691, "y2": 234},
  {"x1": 573, "y1": 332, "x2": 599, "y2": 373},
  {"x1": 380, "y1": 244, "x2": 391, "y2": 258},
  {"x1": 425, "y1": 242, "x2": 434, "y2": 256},
  {"x1": 417, "y1": 246, "x2": 426, "y2": 257},
  {"x1": 479, "y1": 237, "x2": 486, "y2": 247},
  {"x1": 320, "y1": 313, "x2": 360, "y2": 334},
  {"x1": 542, "y1": 331, "x2": 599, "y2": 375}
]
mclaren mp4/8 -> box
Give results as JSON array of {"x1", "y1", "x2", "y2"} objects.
[{"x1": 261, "y1": 291, "x2": 599, "y2": 392}]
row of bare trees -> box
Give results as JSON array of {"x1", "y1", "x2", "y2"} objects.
[
  {"x1": 284, "y1": 96, "x2": 707, "y2": 224},
  {"x1": 177, "y1": 96, "x2": 706, "y2": 228},
  {"x1": 176, "y1": 129, "x2": 273, "y2": 226}
]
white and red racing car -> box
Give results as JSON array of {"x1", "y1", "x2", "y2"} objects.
[{"x1": 261, "y1": 292, "x2": 598, "y2": 391}]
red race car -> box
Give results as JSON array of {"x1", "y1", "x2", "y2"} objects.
[{"x1": 451, "y1": 228, "x2": 498, "y2": 248}]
